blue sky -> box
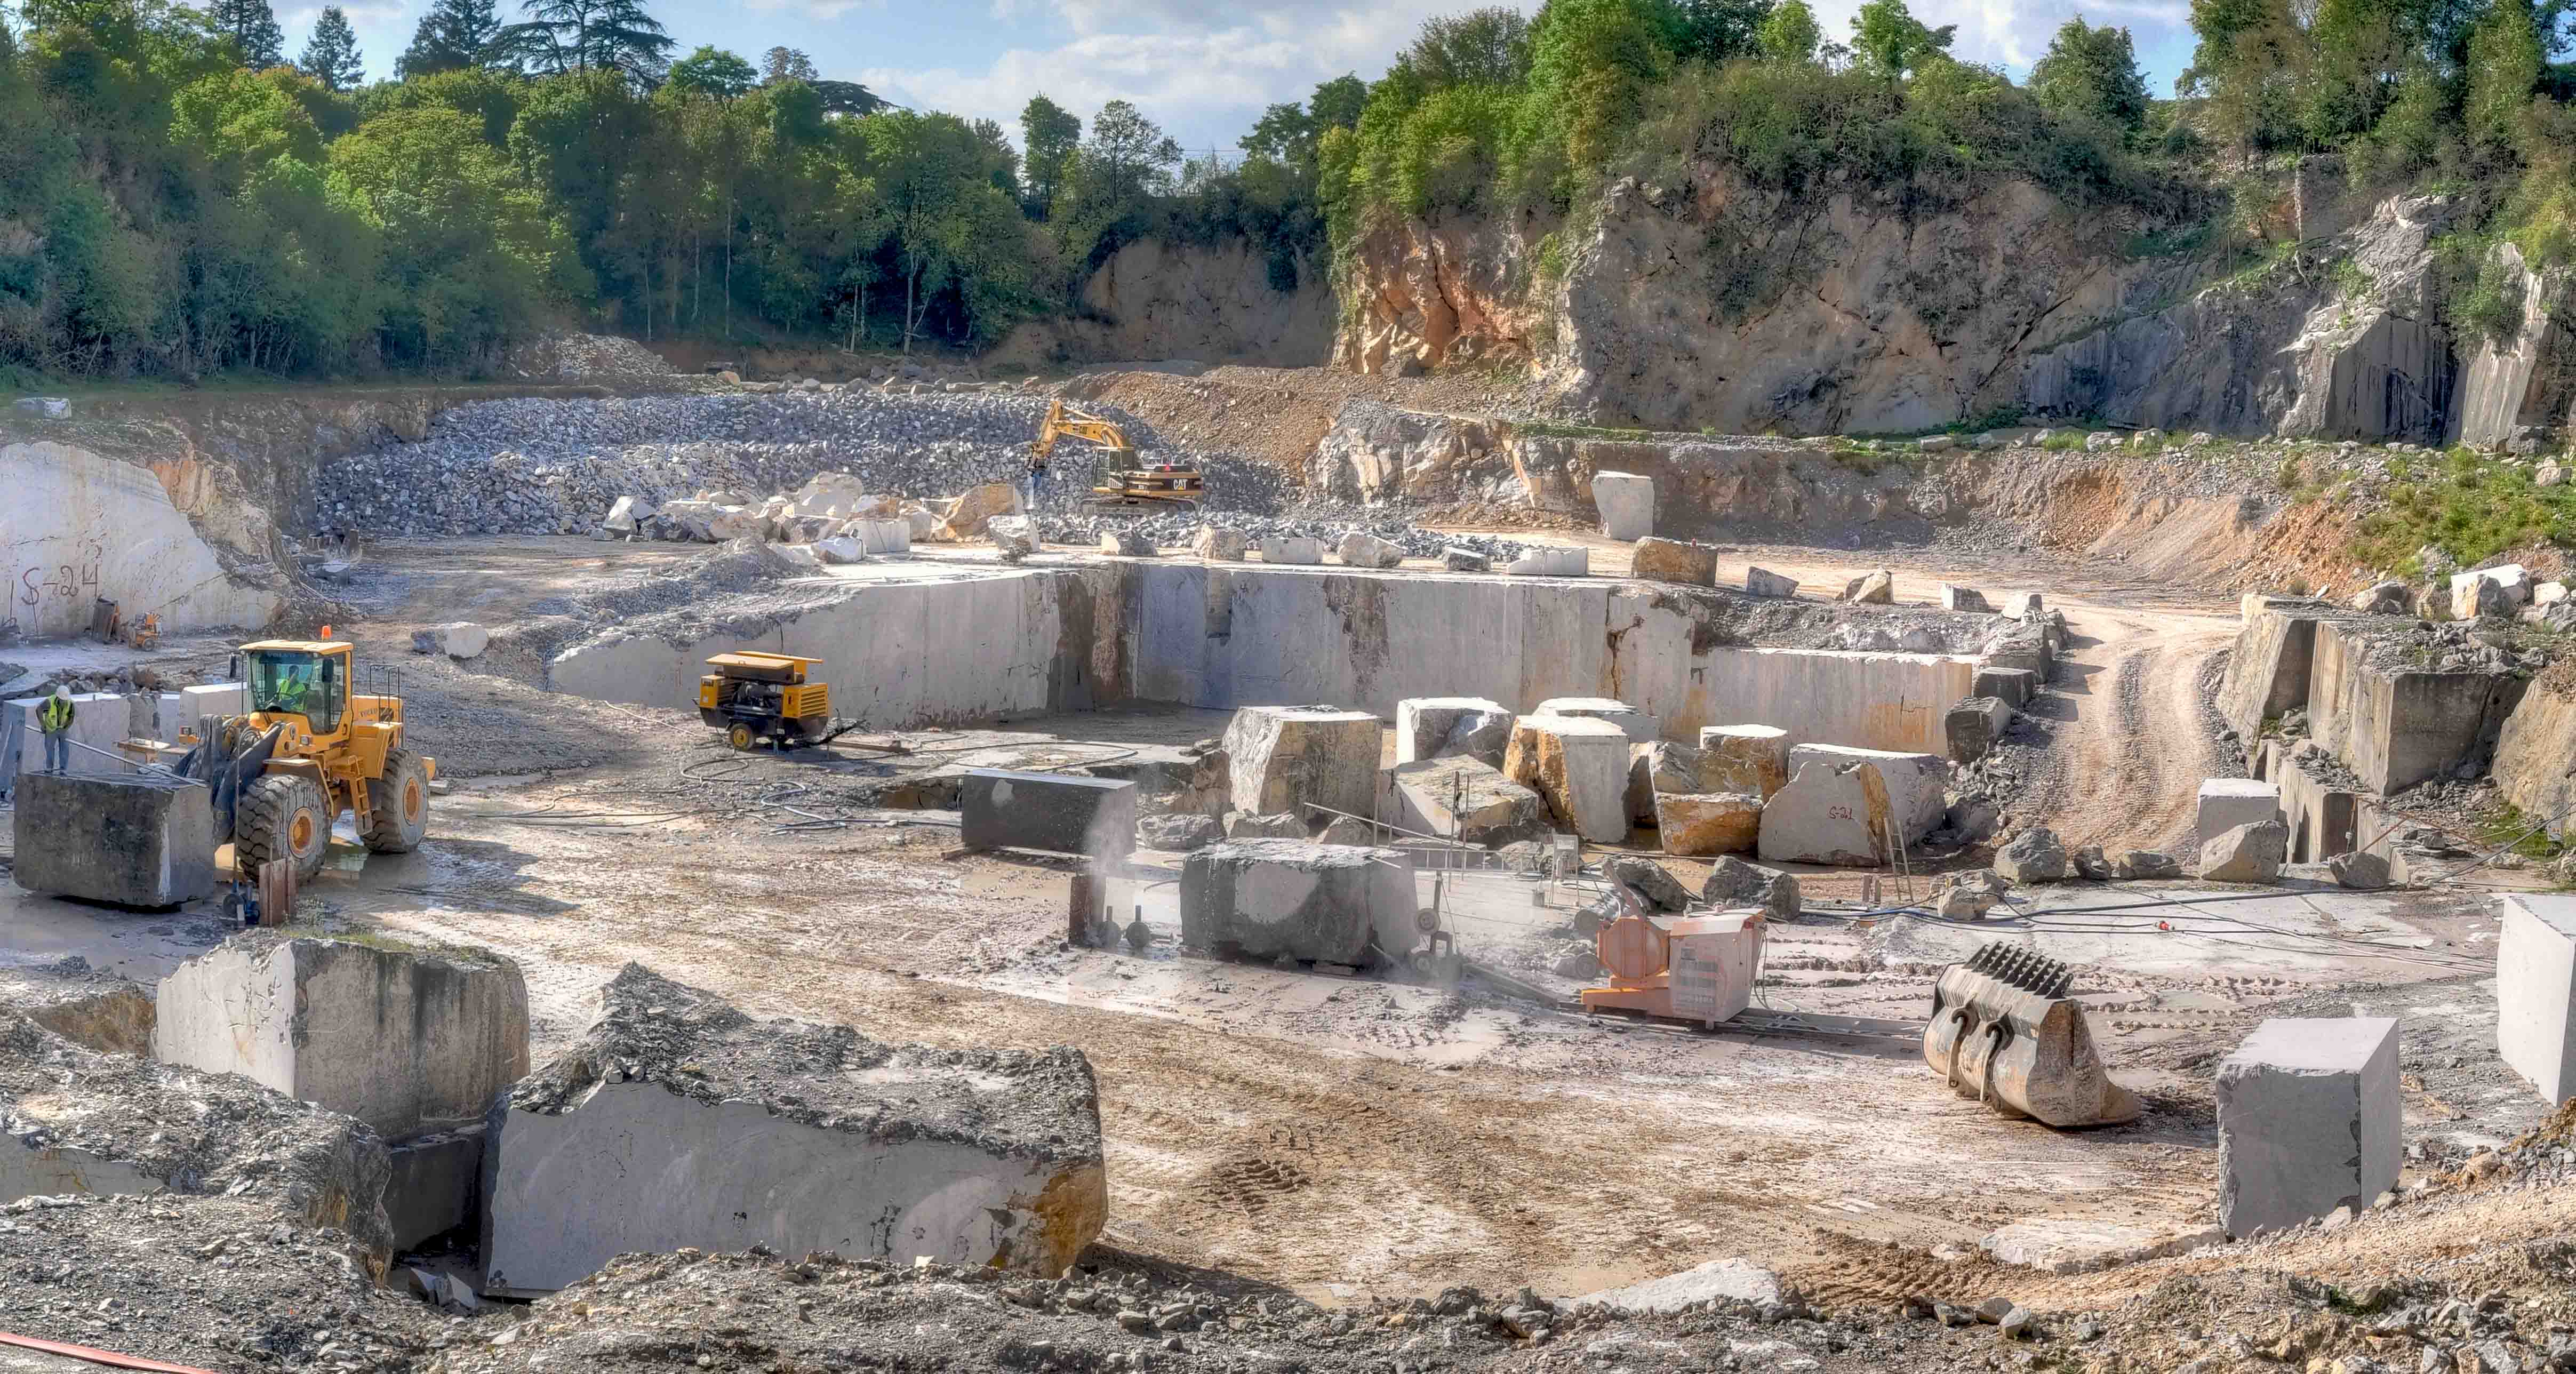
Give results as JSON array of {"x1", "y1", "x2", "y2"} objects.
[{"x1": 294, "y1": 0, "x2": 2198, "y2": 153}]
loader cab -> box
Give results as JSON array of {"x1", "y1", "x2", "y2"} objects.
[{"x1": 238, "y1": 642, "x2": 352, "y2": 740}]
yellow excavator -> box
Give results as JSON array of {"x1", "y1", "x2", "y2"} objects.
[
  {"x1": 1030, "y1": 399, "x2": 1205, "y2": 515},
  {"x1": 179, "y1": 635, "x2": 434, "y2": 880}
]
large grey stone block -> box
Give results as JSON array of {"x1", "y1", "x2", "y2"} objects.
[
  {"x1": 1378, "y1": 756, "x2": 1548, "y2": 848},
  {"x1": 1222, "y1": 705, "x2": 1380, "y2": 821},
  {"x1": 2500, "y1": 894, "x2": 2576, "y2": 1104},
  {"x1": 2217, "y1": 1017, "x2": 2401, "y2": 1238},
  {"x1": 1592, "y1": 471, "x2": 1654, "y2": 541},
  {"x1": 1534, "y1": 697, "x2": 1659, "y2": 743},
  {"x1": 2, "y1": 692, "x2": 126, "y2": 781},
  {"x1": 1179, "y1": 840, "x2": 1416, "y2": 965},
  {"x1": 1786, "y1": 743, "x2": 1947, "y2": 839},
  {"x1": 10, "y1": 771, "x2": 215, "y2": 907},
  {"x1": 2197, "y1": 778, "x2": 2282, "y2": 841},
  {"x1": 154, "y1": 935, "x2": 531, "y2": 1140},
  {"x1": 1394, "y1": 696, "x2": 1510, "y2": 765},
  {"x1": 1699, "y1": 724, "x2": 1791, "y2": 798},
  {"x1": 958, "y1": 769, "x2": 1138, "y2": 860},
  {"x1": 1502, "y1": 715, "x2": 1630, "y2": 842},
  {"x1": 481, "y1": 965, "x2": 1105, "y2": 1296}
]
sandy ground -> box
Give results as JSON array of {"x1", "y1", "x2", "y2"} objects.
[{"x1": 0, "y1": 531, "x2": 2540, "y2": 1314}]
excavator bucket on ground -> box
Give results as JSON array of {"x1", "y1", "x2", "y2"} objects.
[{"x1": 1924, "y1": 944, "x2": 2141, "y2": 1129}]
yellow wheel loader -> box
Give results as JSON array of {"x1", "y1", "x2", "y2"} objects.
[{"x1": 180, "y1": 636, "x2": 435, "y2": 881}]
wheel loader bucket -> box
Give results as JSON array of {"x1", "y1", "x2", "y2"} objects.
[{"x1": 1924, "y1": 944, "x2": 2141, "y2": 1129}]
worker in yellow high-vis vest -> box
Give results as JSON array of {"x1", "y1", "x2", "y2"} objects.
[{"x1": 35, "y1": 686, "x2": 74, "y2": 774}]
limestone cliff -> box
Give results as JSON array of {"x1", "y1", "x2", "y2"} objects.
[{"x1": 1334, "y1": 172, "x2": 2558, "y2": 446}]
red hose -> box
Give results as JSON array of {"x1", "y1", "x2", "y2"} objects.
[{"x1": 0, "y1": 1331, "x2": 218, "y2": 1373}]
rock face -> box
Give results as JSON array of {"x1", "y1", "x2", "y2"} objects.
[
  {"x1": 1226, "y1": 811, "x2": 1308, "y2": 840},
  {"x1": 987, "y1": 234, "x2": 1332, "y2": 370},
  {"x1": 1179, "y1": 840, "x2": 1416, "y2": 965},
  {"x1": 481, "y1": 966, "x2": 1106, "y2": 1296},
  {"x1": 1378, "y1": 756, "x2": 1548, "y2": 846},
  {"x1": 1222, "y1": 706, "x2": 1381, "y2": 822},
  {"x1": 154, "y1": 935, "x2": 531, "y2": 1142},
  {"x1": 2451, "y1": 242, "x2": 2576, "y2": 450},
  {"x1": 1630, "y1": 537, "x2": 1717, "y2": 586},
  {"x1": 2200, "y1": 820, "x2": 2290, "y2": 883},
  {"x1": 1503, "y1": 715, "x2": 1632, "y2": 842},
  {"x1": 1656, "y1": 793, "x2": 1762, "y2": 857},
  {"x1": 9, "y1": 772, "x2": 215, "y2": 907}
]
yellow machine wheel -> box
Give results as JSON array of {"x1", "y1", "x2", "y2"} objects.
[
  {"x1": 362, "y1": 749, "x2": 431, "y2": 854},
  {"x1": 727, "y1": 722, "x2": 758, "y2": 751},
  {"x1": 237, "y1": 773, "x2": 332, "y2": 882}
]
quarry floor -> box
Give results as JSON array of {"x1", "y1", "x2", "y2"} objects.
[{"x1": 0, "y1": 530, "x2": 2548, "y2": 1312}]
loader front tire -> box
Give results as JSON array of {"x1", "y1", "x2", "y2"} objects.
[
  {"x1": 238, "y1": 773, "x2": 331, "y2": 881},
  {"x1": 362, "y1": 749, "x2": 430, "y2": 854}
]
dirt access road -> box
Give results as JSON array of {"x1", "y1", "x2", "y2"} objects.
[{"x1": 1514, "y1": 531, "x2": 2245, "y2": 856}]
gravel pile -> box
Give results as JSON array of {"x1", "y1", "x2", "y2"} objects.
[
  {"x1": 315, "y1": 391, "x2": 1295, "y2": 538},
  {"x1": 1039, "y1": 506, "x2": 1530, "y2": 561},
  {"x1": 500, "y1": 332, "x2": 677, "y2": 381}
]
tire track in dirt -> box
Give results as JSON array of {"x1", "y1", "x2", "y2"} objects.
[{"x1": 2025, "y1": 605, "x2": 2237, "y2": 855}]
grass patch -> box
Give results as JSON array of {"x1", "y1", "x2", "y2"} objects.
[
  {"x1": 2474, "y1": 802, "x2": 2569, "y2": 863},
  {"x1": 2039, "y1": 430, "x2": 2091, "y2": 451},
  {"x1": 2348, "y1": 449, "x2": 2576, "y2": 572},
  {"x1": 1517, "y1": 420, "x2": 1657, "y2": 442}
]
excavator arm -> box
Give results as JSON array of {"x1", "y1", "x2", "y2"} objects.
[{"x1": 1031, "y1": 399, "x2": 1130, "y2": 463}]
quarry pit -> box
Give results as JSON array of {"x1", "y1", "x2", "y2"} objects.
[{"x1": 3, "y1": 356, "x2": 2574, "y2": 1373}]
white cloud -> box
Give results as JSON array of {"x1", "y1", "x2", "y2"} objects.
[{"x1": 742, "y1": 0, "x2": 877, "y2": 20}]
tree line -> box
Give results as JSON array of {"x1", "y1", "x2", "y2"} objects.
[{"x1": 0, "y1": 0, "x2": 1313, "y2": 382}]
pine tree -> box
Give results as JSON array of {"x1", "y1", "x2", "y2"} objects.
[
  {"x1": 209, "y1": 0, "x2": 288, "y2": 69},
  {"x1": 489, "y1": 0, "x2": 674, "y2": 83},
  {"x1": 301, "y1": 7, "x2": 365, "y2": 91},
  {"x1": 397, "y1": 0, "x2": 506, "y2": 78}
]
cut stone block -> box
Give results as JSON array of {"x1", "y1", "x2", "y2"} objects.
[
  {"x1": 2002, "y1": 592, "x2": 2045, "y2": 618},
  {"x1": 1630, "y1": 537, "x2": 1716, "y2": 586},
  {"x1": 414, "y1": 623, "x2": 489, "y2": 659},
  {"x1": 959, "y1": 769, "x2": 1138, "y2": 860},
  {"x1": 1378, "y1": 757, "x2": 1548, "y2": 848},
  {"x1": 1222, "y1": 706, "x2": 1381, "y2": 821},
  {"x1": 2197, "y1": 778, "x2": 2283, "y2": 841},
  {"x1": 1942, "y1": 585, "x2": 1993, "y2": 612},
  {"x1": 1098, "y1": 530, "x2": 1154, "y2": 557},
  {"x1": 937, "y1": 482, "x2": 1024, "y2": 540},
  {"x1": 1442, "y1": 547, "x2": 1490, "y2": 572},
  {"x1": 1657, "y1": 793, "x2": 1761, "y2": 857},
  {"x1": 1699, "y1": 724, "x2": 1791, "y2": 798},
  {"x1": 1944, "y1": 697, "x2": 2014, "y2": 764},
  {"x1": 1395, "y1": 696, "x2": 1511, "y2": 765},
  {"x1": 1785, "y1": 743, "x2": 1948, "y2": 841},
  {"x1": 3, "y1": 691, "x2": 126, "y2": 779},
  {"x1": 9, "y1": 771, "x2": 215, "y2": 907},
  {"x1": 388, "y1": 1125, "x2": 485, "y2": 1250},
  {"x1": 1994, "y1": 827, "x2": 2069, "y2": 883},
  {"x1": 1137, "y1": 811, "x2": 1222, "y2": 852},
  {"x1": 1745, "y1": 567, "x2": 1798, "y2": 598},
  {"x1": 2199, "y1": 820, "x2": 2288, "y2": 883},
  {"x1": 1758, "y1": 758, "x2": 1895, "y2": 867},
  {"x1": 2452, "y1": 564, "x2": 2532, "y2": 619},
  {"x1": 1502, "y1": 546, "x2": 1588, "y2": 577},
  {"x1": 1605, "y1": 854, "x2": 1692, "y2": 913},
  {"x1": 155, "y1": 935, "x2": 530, "y2": 1141},
  {"x1": 0, "y1": 1008, "x2": 395, "y2": 1257},
  {"x1": 1627, "y1": 739, "x2": 1707, "y2": 823},
  {"x1": 1535, "y1": 697, "x2": 1659, "y2": 743},
  {"x1": 853, "y1": 518, "x2": 911, "y2": 555},
  {"x1": 1179, "y1": 840, "x2": 1416, "y2": 964},
  {"x1": 1502, "y1": 715, "x2": 1631, "y2": 843},
  {"x1": 1593, "y1": 471, "x2": 1655, "y2": 541},
  {"x1": 1974, "y1": 669, "x2": 2038, "y2": 711},
  {"x1": 2217, "y1": 1017, "x2": 2401, "y2": 1238},
  {"x1": 1257, "y1": 535, "x2": 1323, "y2": 565},
  {"x1": 1336, "y1": 531, "x2": 1404, "y2": 569},
  {"x1": 1191, "y1": 525, "x2": 1247, "y2": 561},
  {"x1": 2499, "y1": 894, "x2": 2576, "y2": 1104},
  {"x1": 483, "y1": 966, "x2": 1105, "y2": 1296},
  {"x1": 1225, "y1": 810, "x2": 1307, "y2": 839},
  {"x1": 986, "y1": 515, "x2": 1037, "y2": 558},
  {"x1": 1702, "y1": 856, "x2": 1800, "y2": 921}
]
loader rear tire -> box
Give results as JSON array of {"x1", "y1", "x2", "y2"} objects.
[
  {"x1": 238, "y1": 773, "x2": 331, "y2": 882},
  {"x1": 362, "y1": 748, "x2": 430, "y2": 854}
]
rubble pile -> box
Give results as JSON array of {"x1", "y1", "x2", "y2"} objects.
[
  {"x1": 500, "y1": 332, "x2": 678, "y2": 381},
  {"x1": 316, "y1": 391, "x2": 1292, "y2": 538},
  {"x1": 1042, "y1": 507, "x2": 1531, "y2": 561}
]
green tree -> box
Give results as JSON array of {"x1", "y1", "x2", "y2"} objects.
[
  {"x1": 2029, "y1": 15, "x2": 2148, "y2": 130},
  {"x1": 1755, "y1": 0, "x2": 1820, "y2": 62},
  {"x1": 490, "y1": 0, "x2": 673, "y2": 84},
  {"x1": 1663, "y1": 0, "x2": 1777, "y2": 63},
  {"x1": 863, "y1": 109, "x2": 1032, "y2": 351},
  {"x1": 1076, "y1": 99, "x2": 1181, "y2": 213},
  {"x1": 398, "y1": 0, "x2": 506, "y2": 78},
  {"x1": 1242, "y1": 100, "x2": 1316, "y2": 165},
  {"x1": 667, "y1": 44, "x2": 756, "y2": 99},
  {"x1": 299, "y1": 7, "x2": 363, "y2": 92},
  {"x1": 1401, "y1": 7, "x2": 1533, "y2": 88},
  {"x1": 2466, "y1": 0, "x2": 2543, "y2": 148},
  {"x1": 1519, "y1": 0, "x2": 1674, "y2": 194},
  {"x1": 1849, "y1": 0, "x2": 1955, "y2": 79},
  {"x1": 1019, "y1": 93, "x2": 1079, "y2": 218},
  {"x1": 209, "y1": 0, "x2": 286, "y2": 68},
  {"x1": 761, "y1": 45, "x2": 815, "y2": 84},
  {"x1": 1309, "y1": 73, "x2": 1367, "y2": 131}
]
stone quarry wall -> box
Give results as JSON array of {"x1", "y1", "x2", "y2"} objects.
[
  {"x1": 2493, "y1": 666, "x2": 2576, "y2": 836},
  {"x1": 2222, "y1": 606, "x2": 2529, "y2": 795},
  {"x1": 547, "y1": 561, "x2": 1981, "y2": 752},
  {"x1": 0, "y1": 441, "x2": 281, "y2": 636},
  {"x1": 2451, "y1": 242, "x2": 2576, "y2": 449},
  {"x1": 1337, "y1": 170, "x2": 2510, "y2": 445}
]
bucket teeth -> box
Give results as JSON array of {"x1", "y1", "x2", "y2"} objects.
[{"x1": 1963, "y1": 943, "x2": 2075, "y2": 999}]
